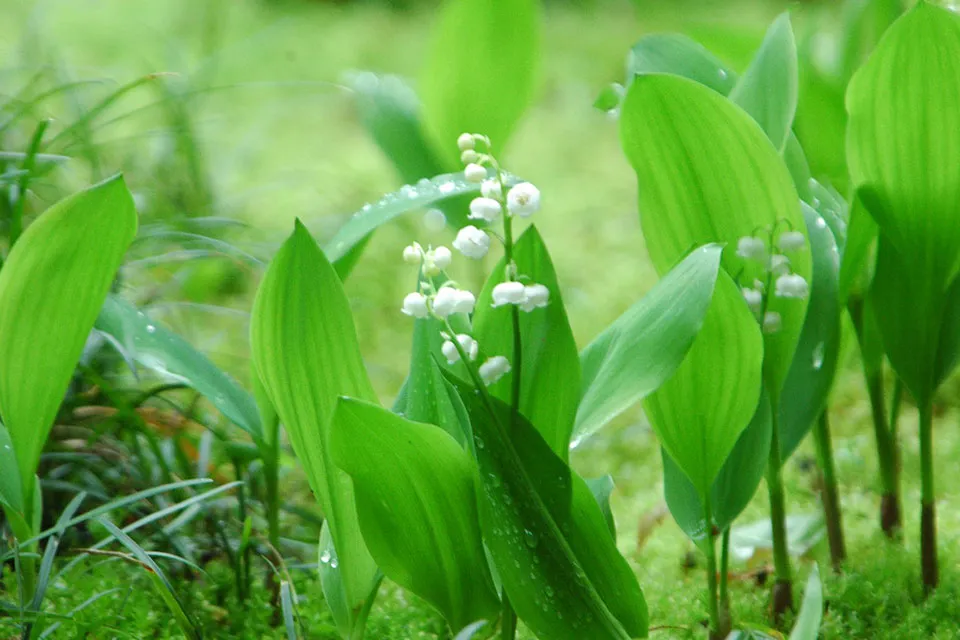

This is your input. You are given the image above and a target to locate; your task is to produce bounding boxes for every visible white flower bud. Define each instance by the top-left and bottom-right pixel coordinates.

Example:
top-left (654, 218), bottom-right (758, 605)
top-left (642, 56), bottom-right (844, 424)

top-left (460, 149), bottom-right (480, 164)
top-left (778, 230), bottom-right (806, 252)
top-left (519, 283), bottom-right (550, 312)
top-left (774, 273), bottom-right (809, 299)
top-left (481, 179), bottom-right (503, 200)
top-left (468, 197), bottom-right (502, 222)
top-left (506, 182), bottom-right (541, 218)
top-left (736, 236), bottom-right (767, 261)
top-left (423, 208), bottom-right (446, 231)
top-left (492, 281), bottom-right (527, 307)
top-left (401, 292), bottom-right (429, 318)
top-left (479, 355), bottom-right (511, 386)
top-left (770, 254), bottom-right (791, 276)
top-left (763, 311), bottom-right (782, 334)
top-left (457, 133), bottom-right (475, 152)
top-left (465, 163), bottom-right (487, 183)
top-left (402, 243), bottom-right (423, 265)
top-left (742, 287), bottom-right (763, 313)
top-left (432, 246), bottom-right (452, 270)
top-left (453, 225), bottom-right (490, 259)
top-left (442, 333), bottom-right (479, 364)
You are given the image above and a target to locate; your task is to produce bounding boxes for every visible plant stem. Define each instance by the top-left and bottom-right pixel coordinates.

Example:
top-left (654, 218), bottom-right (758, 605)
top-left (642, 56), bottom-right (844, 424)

top-left (765, 407), bottom-right (793, 625)
top-left (702, 501), bottom-right (721, 639)
top-left (501, 593), bottom-right (518, 640)
top-left (918, 401), bottom-right (938, 591)
top-left (264, 448), bottom-right (282, 624)
top-left (812, 410), bottom-right (846, 572)
top-left (718, 528), bottom-right (732, 638)
top-left (865, 369), bottom-right (901, 537)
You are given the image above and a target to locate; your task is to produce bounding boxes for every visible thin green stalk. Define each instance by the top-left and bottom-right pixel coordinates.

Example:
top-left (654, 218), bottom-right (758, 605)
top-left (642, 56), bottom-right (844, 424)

top-left (702, 502), bottom-right (721, 639)
top-left (865, 369), bottom-right (901, 536)
top-left (718, 528), bottom-right (731, 637)
top-left (10, 119), bottom-right (49, 248)
top-left (813, 410), bottom-right (845, 572)
top-left (918, 401), bottom-right (938, 591)
top-left (765, 406), bottom-right (793, 624)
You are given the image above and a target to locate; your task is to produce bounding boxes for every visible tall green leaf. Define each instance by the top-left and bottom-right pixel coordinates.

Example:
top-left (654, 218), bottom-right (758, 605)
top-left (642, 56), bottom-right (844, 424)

top-left (95, 295), bottom-right (262, 443)
top-left (643, 272), bottom-right (764, 497)
top-left (574, 244), bottom-right (722, 445)
top-left (0, 175), bottom-right (136, 504)
top-left (779, 203), bottom-right (842, 460)
top-left (846, 1), bottom-right (960, 404)
top-left (448, 373), bottom-right (647, 639)
top-left (728, 12), bottom-right (798, 152)
top-left (788, 564), bottom-right (823, 640)
top-left (0, 422), bottom-right (22, 515)
top-left (472, 226), bottom-right (580, 460)
top-left (627, 34), bottom-right (736, 95)
top-left (250, 220), bottom-right (378, 637)
top-left (620, 73), bottom-right (810, 397)
top-left (330, 398), bottom-right (500, 630)
top-left (420, 0), bottom-right (539, 158)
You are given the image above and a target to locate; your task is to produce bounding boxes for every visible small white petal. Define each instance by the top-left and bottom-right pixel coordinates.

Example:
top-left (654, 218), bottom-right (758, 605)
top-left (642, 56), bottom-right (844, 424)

top-left (481, 179), bottom-right (503, 200)
top-left (506, 182), bottom-right (541, 218)
top-left (479, 356), bottom-right (511, 386)
top-left (778, 230), bottom-right (806, 252)
top-left (769, 254), bottom-right (791, 276)
top-left (401, 292), bottom-right (429, 318)
top-left (402, 243), bottom-right (422, 265)
top-left (519, 283), bottom-right (549, 312)
top-left (464, 163), bottom-right (487, 183)
top-left (736, 236), bottom-right (767, 261)
top-left (456, 334), bottom-right (479, 361)
top-left (452, 225), bottom-right (490, 259)
top-left (492, 281), bottom-right (527, 307)
top-left (468, 197), bottom-right (502, 222)
top-left (461, 149), bottom-right (480, 164)
top-left (742, 287), bottom-right (763, 313)
top-left (431, 246), bottom-right (452, 271)
top-left (441, 340), bottom-right (461, 364)
top-left (423, 208), bottom-right (446, 231)
top-left (763, 311), bottom-right (782, 334)
top-left (457, 133), bottom-right (475, 152)
top-left (774, 273), bottom-right (809, 299)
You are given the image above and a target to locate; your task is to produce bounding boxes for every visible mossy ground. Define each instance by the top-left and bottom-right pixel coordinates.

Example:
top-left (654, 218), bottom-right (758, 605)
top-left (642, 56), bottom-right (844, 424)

top-left (1, 0), bottom-right (959, 637)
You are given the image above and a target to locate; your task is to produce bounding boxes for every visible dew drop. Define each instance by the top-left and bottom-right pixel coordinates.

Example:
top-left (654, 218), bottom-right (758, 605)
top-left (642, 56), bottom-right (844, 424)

top-left (145, 325), bottom-right (156, 334)
top-left (815, 216), bottom-right (827, 229)
top-left (438, 182), bottom-right (456, 195)
top-left (523, 529), bottom-right (539, 549)
top-left (812, 342), bottom-right (825, 370)
top-left (330, 559), bottom-right (339, 569)
top-left (320, 551), bottom-right (331, 564)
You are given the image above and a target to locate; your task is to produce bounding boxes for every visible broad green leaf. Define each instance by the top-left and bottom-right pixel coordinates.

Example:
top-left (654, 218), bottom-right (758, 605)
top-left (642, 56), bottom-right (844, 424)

top-left (846, 2), bottom-right (960, 403)
top-left (0, 422), bottom-right (21, 514)
top-left (472, 226), bottom-right (580, 461)
top-left (643, 272), bottom-right (763, 498)
top-left (728, 13), bottom-right (798, 152)
top-left (324, 171), bottom-right (519, 268)
top-left (447, 374), bottom-right (647, 639)
top-left (933, 274), bottom-right (960, 389)
top-left (627, 34), bottom-right (736, 95)
top-left (330, 398), bottom-right (499, 630)
top-left (250, 221), bottom-right (378, 636)
top-left (574, 244), bottom-right (722, 445)
top-left (840, 0), bottom-right (905, 82)
top-left (420, 0), bottom-right (539, 160)
top-left (0, 175), bottom-right (136, 502)
top-left (585, 475), bottom-right (617, 539)
top-left (788, 564), bottom-right (823, 640)
top-left (95, 295), bottom-right (262, 443)
top-left (779, 204), bottom-right (842, 460)
top-left (625, 31), bottom-right (812, 201)
top-left (838, 194), bottom-right (878, 304)
top-left (620, 73), bottom-right (810, 397)
top-left (663, 389), bottom-right (773, 542)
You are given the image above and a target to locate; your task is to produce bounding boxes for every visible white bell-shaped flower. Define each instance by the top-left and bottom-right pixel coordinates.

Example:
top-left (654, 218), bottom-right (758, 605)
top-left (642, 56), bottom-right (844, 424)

top-left (468, 197), bottom-right (502, 222)
top-left (401, 292), bottom-right (429, 318)
top-left (434, 287), bottom-right (476, 318)
top-left (457, 133), bottom-right (476, 152)
top-left (769, 254), bottom-right (791, 276)
top-left (461, 149), bottom-right (480, 164)
top-left (481, 179), bottom-right (503, 200)
top-left (479, 355), bottom-right (511, 386)
top-left (742, 287), bottom-right (763, 313)
top-left (736, 236), bottom-right (766, 261)
top-left (402, 243), bottom-right (423, 265)
top-left (519, 283), bottom-right (550, 312)
top-left (778, 230), bottom-right (806, 252)
top-left (774, 273), bottom-right (809, 299)
top-left (422, 246), bottom-right (453, 276)
top-left (464, 163), bottom-right (487, 183)
top-left (441, 333), bottom-right (479, 364)
top-left (763, 311), bottom-right (782, 334)
top-left (453, 225), bottom-right (490, 259)
top-left (492, 281), bottom-right (527, 307)
top-left (506, 182), bottom-right (540, 218)
top-left (452, 290), bottom-right (476, 315)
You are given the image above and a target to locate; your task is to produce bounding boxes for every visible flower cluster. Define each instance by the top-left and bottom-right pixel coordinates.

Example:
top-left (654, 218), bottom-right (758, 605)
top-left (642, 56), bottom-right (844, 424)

top-left (736, 226), bottom-right (809, 334)
top-left (398, 132), bottom-right (551, 386)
